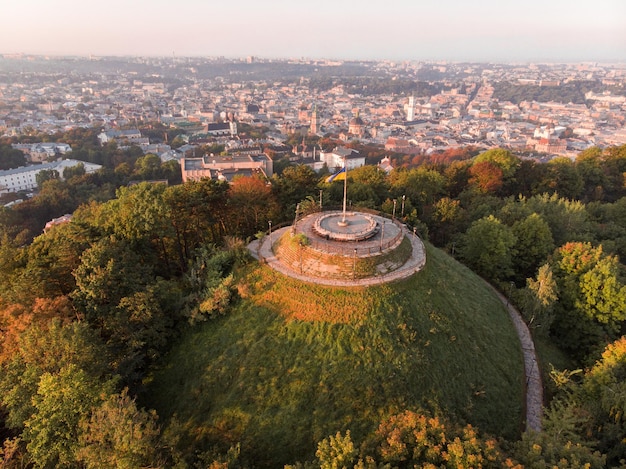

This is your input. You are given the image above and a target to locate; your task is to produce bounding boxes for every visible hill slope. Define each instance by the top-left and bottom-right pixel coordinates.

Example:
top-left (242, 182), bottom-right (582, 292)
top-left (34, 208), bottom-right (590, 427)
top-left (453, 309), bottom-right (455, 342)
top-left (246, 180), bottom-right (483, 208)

top-left (147, 242), bottom-right (524, 467)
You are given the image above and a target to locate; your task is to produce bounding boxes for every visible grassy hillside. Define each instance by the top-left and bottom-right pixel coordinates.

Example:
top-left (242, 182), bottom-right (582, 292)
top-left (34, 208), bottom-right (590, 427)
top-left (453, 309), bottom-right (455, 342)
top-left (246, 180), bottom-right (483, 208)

top-left (146, 242), bottom-right (524, 467)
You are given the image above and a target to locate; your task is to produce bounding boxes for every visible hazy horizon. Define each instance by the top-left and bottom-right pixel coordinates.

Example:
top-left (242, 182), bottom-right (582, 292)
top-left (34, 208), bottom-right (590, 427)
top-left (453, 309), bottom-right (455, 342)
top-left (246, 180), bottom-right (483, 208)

top-left (2, 0), bottom-right (625, 63)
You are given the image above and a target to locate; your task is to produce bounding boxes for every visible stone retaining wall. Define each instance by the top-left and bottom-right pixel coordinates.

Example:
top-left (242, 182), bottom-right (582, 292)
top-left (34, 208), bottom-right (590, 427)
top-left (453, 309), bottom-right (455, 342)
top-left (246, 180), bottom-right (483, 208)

top-left (274, 231), bottom-right (412, 280)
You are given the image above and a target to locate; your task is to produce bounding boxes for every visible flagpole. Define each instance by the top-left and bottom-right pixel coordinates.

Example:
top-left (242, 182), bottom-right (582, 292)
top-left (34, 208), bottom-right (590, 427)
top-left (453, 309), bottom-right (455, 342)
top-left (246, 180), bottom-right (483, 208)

top-left (340, 155), bottom-right (348, 226)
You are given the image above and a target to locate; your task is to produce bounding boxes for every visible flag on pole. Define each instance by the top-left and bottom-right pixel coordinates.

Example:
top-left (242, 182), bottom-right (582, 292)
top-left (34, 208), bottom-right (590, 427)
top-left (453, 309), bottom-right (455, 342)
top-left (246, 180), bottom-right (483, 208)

top-left (326, 167), bottom-right (346, 183)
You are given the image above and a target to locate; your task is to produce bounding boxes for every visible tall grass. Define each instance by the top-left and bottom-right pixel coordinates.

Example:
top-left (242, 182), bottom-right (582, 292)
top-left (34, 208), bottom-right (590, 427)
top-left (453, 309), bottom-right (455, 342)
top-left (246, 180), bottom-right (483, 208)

top-left (147, 242), bottom-right (524, 467)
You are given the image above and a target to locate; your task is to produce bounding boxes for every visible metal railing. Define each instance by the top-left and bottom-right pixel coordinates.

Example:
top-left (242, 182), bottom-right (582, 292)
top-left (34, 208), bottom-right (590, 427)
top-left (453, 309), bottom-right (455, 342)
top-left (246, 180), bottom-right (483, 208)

top-left (267, 206), bottom-right (411, 257)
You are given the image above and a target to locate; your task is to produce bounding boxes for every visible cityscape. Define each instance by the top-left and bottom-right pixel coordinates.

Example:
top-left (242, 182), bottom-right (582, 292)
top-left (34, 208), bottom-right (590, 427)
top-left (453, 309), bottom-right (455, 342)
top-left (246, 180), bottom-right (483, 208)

top-left (1, 55), bottom-right (625, 195)
top-left (2, 1), bottom-right (626, 467)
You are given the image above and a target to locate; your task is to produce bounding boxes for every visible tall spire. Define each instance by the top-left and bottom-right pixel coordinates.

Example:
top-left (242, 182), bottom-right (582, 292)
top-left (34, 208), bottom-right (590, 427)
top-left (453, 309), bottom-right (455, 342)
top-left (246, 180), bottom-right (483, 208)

top-left (310, 102), bottom-right (319, 134)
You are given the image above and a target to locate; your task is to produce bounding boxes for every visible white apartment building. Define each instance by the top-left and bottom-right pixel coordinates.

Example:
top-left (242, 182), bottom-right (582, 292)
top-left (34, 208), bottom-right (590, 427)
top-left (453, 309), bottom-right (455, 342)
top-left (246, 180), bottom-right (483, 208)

top-left (0, 159), bottom-right (103, 194)
top-left (319, 147), bottom-right (365, 171)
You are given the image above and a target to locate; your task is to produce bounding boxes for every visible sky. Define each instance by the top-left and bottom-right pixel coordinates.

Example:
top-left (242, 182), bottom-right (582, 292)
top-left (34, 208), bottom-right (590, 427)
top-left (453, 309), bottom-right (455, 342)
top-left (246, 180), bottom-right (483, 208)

top-left (1, 0), bottom-right (625, 62)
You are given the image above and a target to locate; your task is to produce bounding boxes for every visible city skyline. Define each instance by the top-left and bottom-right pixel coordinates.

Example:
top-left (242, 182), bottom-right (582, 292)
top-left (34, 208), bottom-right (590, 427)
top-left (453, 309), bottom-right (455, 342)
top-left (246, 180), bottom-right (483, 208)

top-left (1, 0), bottom-right (625, 63)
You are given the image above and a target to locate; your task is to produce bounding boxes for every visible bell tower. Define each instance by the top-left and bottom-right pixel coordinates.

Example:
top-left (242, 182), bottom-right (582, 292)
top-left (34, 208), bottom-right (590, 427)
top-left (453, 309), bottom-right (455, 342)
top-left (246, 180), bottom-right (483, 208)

top-left (310, 104), bottom-right (319, 134)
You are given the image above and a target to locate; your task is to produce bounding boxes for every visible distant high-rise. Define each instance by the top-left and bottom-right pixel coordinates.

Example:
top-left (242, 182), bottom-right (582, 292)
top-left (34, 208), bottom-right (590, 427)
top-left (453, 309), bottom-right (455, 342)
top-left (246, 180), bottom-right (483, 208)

top-left (407, 95), bottom-right (415, 121)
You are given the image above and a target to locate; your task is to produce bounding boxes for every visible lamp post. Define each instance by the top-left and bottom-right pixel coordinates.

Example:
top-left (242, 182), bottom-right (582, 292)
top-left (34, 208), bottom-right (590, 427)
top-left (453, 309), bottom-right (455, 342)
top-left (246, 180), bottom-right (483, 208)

top-left (392, 199), bottom-right (397, 220)
top-left (401, 195), bottom-right (406, 217)
top-left (319, 189), bottom-right (323, 210)
top-left (268, 220), bottom-right (272, 244)
top-left (380, 221), bottom-right (385, 250)
top-left (353, 248), bottom-right (357, 280)
top-left (292, 202), bottom-right (300, 234)
top-left (340, 156), bottom-right (348, 225)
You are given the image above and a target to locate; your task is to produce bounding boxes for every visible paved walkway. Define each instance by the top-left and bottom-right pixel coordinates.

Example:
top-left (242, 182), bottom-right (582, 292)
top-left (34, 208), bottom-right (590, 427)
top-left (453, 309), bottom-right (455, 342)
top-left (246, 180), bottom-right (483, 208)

top-left (248, 231), bottom-right (542, 432)
top-left (248, 225), bottom-right (426, 287)
top-left (486, 284), bottom-right (543, 433)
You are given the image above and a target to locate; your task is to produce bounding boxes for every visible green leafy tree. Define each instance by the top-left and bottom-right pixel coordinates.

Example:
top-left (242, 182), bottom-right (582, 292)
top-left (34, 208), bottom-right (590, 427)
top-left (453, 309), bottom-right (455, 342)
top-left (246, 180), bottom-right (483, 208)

top-left (606, 148), bottom-right (626, 200)
top-left (0, 230), bottom-right (28, 304)
top-left (72, 235), bottom-right (153, 322)
top-left (459, 215), bottom-right (517, 281)
top-left (24, 365), bottom-right (113, 468)
top-left (388, 167), bottom-right (446, 214)
top-left (8, 178), bottom-right (76, 239)
top-left (110, 284), bottom-right (177, 381)
top-left (444, 160), bottom-right (471, 198)
top-left (71, 235), bottom-right (178, 382)
top-left (0, 144), bottom-right (27, 170)
top-left (114, 161), bottom-right (132, 181)
top-left (63, 162), bottom-right (86, 180)
top-left (581, 337), bottom-right (626, 464)
top-left (10, 221), bottom-right (92, 303)
top-left (538, 157), bottom-right (584, 200)
top-left (525, 193), bottom-right (592, 246)
top-left (161, 159), bottom-right (181, 184)
top-left (98, 183), bottom-right (175, 273)
top-left (576, 148), bottom-right (606, 202)
top-left (316, 431), bottom-right (356, 469)
top-left (514, 405), bottom-right (605, 468)
top-left (507, 159), bottom-right (543, 197)
top-left (132, 154), bottom-right (162, 180)
top-left (578, 256), bottom-right (626, 329)
top-left (76, 388), bottom-right (164, 469)
top-left (522, 264), bottom-right (559, 334)
top-left (0, 318), bottom-right (109, 431)
top-left (35, 169), bottom-right (59, 188)
top-left (346, 181), bottom-right (380, 209)
top-left (496, 195), bottom-right (533, 226)
top-left (427, 196), bottom-right (466, 246)
top-left (347, 165), bottom-right (389, 207)
top-left (163, 179), bottom-right (229, 268)
top-left (550, 242), bottom-right (626, 360)
top-left (473, 148), bottom-right (520, 179)
top-left (511, 213), bottom-right (555, 282)
top-left (273, 165), bottom-right (323, 218)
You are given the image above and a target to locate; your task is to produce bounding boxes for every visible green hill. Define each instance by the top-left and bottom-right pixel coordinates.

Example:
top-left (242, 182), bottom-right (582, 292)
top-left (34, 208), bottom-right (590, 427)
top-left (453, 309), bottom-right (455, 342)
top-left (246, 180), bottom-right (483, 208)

top-left (146, 242), bottom-right (524, 467)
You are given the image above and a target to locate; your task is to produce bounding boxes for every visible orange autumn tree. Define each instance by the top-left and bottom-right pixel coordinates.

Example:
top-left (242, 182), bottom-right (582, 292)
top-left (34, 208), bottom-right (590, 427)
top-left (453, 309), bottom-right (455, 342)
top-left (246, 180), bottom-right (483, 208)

top-left (227, 175), bottom-right (278, 237)
top-left (469, 161), bottom-right (504, 194)
top-left (364, 410), bottom-right (505, 468)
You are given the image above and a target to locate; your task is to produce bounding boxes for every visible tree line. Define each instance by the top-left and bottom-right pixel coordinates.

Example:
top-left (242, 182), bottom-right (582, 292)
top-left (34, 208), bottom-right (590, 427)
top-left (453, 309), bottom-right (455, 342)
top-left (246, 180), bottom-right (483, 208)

top-left (1, 135), bottom-right (626, 466)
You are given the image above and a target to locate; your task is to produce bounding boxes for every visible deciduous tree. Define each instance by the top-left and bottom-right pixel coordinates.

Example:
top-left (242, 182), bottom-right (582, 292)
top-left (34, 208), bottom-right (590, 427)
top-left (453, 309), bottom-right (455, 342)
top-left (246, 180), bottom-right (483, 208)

top-left (76, 388), bottom-right (163, 469)
top-left (469, 161), bottom-right (504, 194)
top-left (459, 215), bottom-right (517, 281)
top-left (24, 365), bottom-right (113, 468)
top-left (511, 213), bottom-right (555, 282)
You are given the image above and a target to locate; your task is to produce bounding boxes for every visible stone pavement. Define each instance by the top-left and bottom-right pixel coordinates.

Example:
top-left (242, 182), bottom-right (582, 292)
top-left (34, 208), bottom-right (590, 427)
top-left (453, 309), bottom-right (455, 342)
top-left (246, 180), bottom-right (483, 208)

top-left (248, 225), bottom-right (426, 287)
top-left (486, 284), bottom-right (543, 433)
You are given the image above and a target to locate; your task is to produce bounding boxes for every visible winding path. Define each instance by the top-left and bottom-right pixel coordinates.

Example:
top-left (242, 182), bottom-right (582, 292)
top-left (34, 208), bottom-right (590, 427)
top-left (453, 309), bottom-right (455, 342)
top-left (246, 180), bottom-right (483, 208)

top-left (486, 284), bottom-right (543, 433)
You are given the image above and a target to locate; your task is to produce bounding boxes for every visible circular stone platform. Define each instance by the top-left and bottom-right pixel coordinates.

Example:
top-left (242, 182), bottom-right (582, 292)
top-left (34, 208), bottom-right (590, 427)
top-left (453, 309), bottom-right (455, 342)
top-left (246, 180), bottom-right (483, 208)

top-left (249, 210), bottom-right (427, 286)
top-left (313, 211), bottom-right (378, 242)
